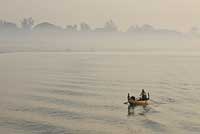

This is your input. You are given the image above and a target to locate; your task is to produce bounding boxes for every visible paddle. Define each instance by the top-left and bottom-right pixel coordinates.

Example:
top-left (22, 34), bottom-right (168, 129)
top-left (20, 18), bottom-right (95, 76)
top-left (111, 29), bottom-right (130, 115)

top-left (124, 102), bottom-right (128, 104)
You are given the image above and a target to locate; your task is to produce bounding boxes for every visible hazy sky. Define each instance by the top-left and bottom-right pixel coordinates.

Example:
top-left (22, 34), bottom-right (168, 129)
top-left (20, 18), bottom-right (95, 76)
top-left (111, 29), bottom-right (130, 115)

top-left (0, 0), bottom-right (200, 31)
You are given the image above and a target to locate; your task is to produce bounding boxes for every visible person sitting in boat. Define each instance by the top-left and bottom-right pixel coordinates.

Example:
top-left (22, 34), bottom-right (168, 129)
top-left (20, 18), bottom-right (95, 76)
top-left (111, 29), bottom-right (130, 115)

top-left (127, 93), bottom-right (135, 101)
top-left (140, 89), bottom-right (147, 100)
top-left (131, 96), bottom-right (135, 101)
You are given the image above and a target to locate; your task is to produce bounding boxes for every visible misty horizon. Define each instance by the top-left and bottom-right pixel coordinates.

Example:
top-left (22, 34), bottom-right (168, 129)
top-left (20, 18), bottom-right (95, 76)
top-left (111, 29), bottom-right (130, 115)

top-left (1, 1), bottom-right (200, 134)
top-left (0, 18), bottom-right (200, 39)
top-left (0, 18), bottom-right (199, 34)
top-left (1, 17), bottom-right (200, 54)
top-left (1, 0), bottom-right (200, 33)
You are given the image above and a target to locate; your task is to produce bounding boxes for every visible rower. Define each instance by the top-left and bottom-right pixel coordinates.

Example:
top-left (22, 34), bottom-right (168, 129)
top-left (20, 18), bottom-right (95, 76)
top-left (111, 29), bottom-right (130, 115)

top-left (131, 96), bottom-right (136, 101)
top-left (140, 89), bottom-right (147, 100)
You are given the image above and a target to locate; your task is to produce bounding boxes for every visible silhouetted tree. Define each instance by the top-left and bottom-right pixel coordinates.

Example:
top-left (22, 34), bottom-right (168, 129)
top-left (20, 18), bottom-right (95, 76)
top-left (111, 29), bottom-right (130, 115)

top-left (66, 24), bottom-right (78, 32)
top-left (127, 24), bottom-right (155, 33)
top-left (0, 20), bottom-right (18, 31)
top-left (80, 22), bottom-right (91, 32)
top-left (104, 20), bottom-right (118, 32)
top-left (33, 22), bottom-right (63, 33)
top-left (127, 25), bottom-right (140, 32)
top-left (190, 27), bottom-right (199, 35)
top-left (140, 24), bottom-right (154, 31)
top-left (21, 17), bottom-right (34, 31)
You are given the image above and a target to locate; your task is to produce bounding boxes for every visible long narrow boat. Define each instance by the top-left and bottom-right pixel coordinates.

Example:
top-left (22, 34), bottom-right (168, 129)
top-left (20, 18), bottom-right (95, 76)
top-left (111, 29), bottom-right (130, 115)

top-left (127, 92), bottom-right (150, 106)
top-left (128, 99), bottom-right (149, 106)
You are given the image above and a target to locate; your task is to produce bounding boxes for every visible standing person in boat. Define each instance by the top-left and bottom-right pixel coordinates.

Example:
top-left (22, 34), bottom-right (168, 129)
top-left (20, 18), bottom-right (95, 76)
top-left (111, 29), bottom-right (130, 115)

top-left (140, 89), bottom-right (147, 100)
top-left (127, 93), bottom-right (135, 101)
top-left (127, 93), bottom-right (130, 100)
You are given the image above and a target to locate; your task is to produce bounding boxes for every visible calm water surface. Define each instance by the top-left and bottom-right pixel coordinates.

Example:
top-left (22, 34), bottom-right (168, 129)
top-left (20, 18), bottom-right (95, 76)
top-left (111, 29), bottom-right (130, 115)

top-left (0, 52), bottom-right (200, 134)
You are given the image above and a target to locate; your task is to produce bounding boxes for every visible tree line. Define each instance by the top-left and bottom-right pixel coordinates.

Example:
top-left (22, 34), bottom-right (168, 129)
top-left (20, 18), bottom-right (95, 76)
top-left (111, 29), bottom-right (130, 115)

top-left (0, 18), bottom-right (199, 37)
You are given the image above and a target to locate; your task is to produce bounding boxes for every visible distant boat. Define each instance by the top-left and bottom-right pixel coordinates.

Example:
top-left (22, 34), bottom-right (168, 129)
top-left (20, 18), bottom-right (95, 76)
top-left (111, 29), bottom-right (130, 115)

top-left (127, 92), bottom-right (150, 106)
top-left (128, 99), bottom-right (149, 106)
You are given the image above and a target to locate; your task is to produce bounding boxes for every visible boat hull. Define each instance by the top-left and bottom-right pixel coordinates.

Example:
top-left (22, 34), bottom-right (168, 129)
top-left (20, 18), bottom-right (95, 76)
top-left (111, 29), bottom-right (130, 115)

top-left (128, 99), bottom-right (148, 106)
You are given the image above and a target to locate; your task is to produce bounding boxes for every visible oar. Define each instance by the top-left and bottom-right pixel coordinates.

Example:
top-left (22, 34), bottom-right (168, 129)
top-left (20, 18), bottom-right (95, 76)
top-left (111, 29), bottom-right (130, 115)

top-left (124, 102), bottom-right (128, 104)
top-left (148, 92), bottom-right (150, 100)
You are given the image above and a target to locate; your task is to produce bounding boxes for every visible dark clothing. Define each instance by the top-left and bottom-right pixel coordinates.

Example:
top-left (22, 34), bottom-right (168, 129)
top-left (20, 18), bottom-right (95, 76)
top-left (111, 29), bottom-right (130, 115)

top-left (140, 89), bottom-right (147, 100)
top-left (142, 94), bottom-right (147, 100)
top-left (131, 96), bottom-right (135, 101)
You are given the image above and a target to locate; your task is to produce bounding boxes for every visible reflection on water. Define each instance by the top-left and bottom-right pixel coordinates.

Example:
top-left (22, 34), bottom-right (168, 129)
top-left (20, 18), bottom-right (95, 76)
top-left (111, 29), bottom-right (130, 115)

top-left (128, 105), bottom-right (135, 116)
top-left (128, 105), bottom-right (151, 116)
top-left (0, 52), bottom-right (200, 134)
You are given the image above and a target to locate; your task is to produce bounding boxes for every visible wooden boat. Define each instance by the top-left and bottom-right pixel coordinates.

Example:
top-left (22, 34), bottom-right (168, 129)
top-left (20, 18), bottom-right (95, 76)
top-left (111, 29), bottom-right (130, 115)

top-left (128, 99), bottom-right (149, 106)
top-left (127, 92), bottom-right (150, 106)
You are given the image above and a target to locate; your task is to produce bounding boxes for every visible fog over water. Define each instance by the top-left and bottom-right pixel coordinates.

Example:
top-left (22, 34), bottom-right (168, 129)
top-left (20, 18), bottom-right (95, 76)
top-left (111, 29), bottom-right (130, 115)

top-left (0, 36), bottom-right (200, 134)
top-left (1, 0), bottom-right (200, 31)
top-left (1, 0), bottom-right (200, 133)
